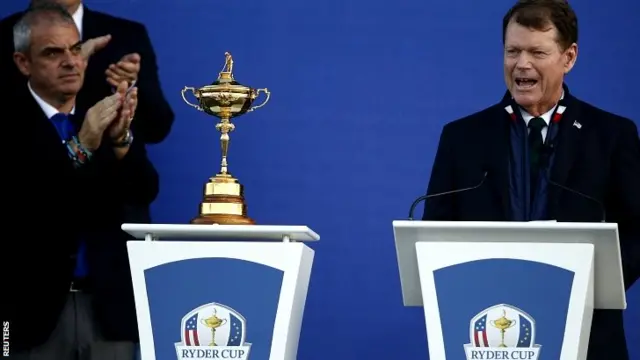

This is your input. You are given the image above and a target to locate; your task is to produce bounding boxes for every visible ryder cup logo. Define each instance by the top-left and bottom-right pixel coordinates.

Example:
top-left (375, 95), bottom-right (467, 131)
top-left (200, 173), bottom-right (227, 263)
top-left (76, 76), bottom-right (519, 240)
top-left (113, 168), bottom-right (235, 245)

top-left (175, 303), bottom-right (251, 360)
top-left (464, 304), bottom-right (541, 360)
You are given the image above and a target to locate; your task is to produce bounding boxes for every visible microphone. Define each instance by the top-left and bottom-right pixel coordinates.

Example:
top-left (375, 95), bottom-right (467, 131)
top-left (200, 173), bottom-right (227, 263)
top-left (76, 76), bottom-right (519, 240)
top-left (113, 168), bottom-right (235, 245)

top-left (545, 175), bottom-right (606, 223)
top-left (539, 142), bottom-right (606, 222)
top-left (408, 171), bottom-right (488, 220)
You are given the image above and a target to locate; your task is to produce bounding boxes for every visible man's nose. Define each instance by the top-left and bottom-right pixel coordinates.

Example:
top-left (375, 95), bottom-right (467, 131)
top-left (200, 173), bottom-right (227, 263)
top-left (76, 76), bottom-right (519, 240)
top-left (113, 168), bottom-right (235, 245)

top-left (60, 50), bottom-right (78, 68)
top-left (515, 53), bottom-right (533, 69)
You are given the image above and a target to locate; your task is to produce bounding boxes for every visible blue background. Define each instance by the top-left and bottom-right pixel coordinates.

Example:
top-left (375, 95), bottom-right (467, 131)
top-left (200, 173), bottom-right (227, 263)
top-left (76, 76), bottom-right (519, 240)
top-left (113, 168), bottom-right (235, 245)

top-left (434, 259), bottom-right (574, 359)
top-left (1, 0), bottom-right (638, 359)
top-left (144, 258), bottom-right (283, 360)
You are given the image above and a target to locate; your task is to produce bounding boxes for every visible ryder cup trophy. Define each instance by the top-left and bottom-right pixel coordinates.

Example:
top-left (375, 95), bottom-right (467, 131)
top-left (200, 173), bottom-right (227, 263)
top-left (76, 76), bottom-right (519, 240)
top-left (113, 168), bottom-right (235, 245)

top-left (181, 52), bottom-right (270, 225)
top-left (490, 310), bottom-right (516, 348)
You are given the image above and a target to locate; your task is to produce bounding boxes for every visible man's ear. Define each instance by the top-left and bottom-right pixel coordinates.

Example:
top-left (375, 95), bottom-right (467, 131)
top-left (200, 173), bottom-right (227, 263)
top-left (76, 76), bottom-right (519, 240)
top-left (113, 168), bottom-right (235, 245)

top-left (563, 43), bottom-right (578, 74)
top-left (13, 52), bottom-right (31, 77)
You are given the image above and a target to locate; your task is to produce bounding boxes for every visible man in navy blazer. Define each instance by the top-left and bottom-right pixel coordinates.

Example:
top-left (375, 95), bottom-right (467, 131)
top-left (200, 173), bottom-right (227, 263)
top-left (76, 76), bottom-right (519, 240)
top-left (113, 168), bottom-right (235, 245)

top-left (0, 2), bottom-right (173, 355)
top-left (0, 0), bottom-right (174, 145)
top-left (2, 3), bottom-right (158, 359)
top-left (423, 1), bottom-right (640, 359)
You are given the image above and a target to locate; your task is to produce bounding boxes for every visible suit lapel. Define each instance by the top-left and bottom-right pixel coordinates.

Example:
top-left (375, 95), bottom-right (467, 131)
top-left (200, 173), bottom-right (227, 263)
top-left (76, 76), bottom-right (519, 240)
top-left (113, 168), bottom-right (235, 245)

top-left (486, 95), bottom-right (513, 220)
top-left (80, 7), bottom-right (99, 40)
top-left (13, 84), bottom-right (69, 161)
top-left (548, 90), bottom-right (584, 216)
top-left (77, 7), bottom-right (104, 114)
top-left (82, 5), bottom-right (108, 42)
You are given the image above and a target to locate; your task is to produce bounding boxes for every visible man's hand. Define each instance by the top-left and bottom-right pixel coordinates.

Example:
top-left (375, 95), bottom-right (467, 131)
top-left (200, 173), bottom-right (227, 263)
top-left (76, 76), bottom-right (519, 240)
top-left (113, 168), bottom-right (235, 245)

top-left (106, 53), bottom-right (140, 87)
top-left (108, 81), bottom-right (137, 141)
top-left (81, 34), bottom-right (111, 60)
top-left (78, 91), bottom-right (124, 151)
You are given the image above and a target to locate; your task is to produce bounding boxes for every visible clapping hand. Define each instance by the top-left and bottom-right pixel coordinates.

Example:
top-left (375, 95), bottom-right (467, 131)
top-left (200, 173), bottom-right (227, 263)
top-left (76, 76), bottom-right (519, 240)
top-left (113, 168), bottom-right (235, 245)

top-left (81, 34), bottom-right (111, 60)
top-left (106, 53), bottom-right (140, 88)
top-left (78, 89), bottom-right (124, 151)
top-left (108, 81), bottom-right (138, 142)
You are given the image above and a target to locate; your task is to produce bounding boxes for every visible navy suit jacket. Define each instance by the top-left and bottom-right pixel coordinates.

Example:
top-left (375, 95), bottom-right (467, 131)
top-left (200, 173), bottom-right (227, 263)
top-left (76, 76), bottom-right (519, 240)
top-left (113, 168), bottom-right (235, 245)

top-left (423, 85), bottom-right (640, 360)
top-left (1, 82), bottom-right (159, 351)
top-left (0, 8), bottom-right (172, 348)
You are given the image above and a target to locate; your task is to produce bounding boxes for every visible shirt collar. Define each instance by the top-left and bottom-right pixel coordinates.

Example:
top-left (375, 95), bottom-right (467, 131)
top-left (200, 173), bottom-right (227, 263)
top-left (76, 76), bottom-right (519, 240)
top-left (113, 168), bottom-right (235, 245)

top-left (519, 90), bottom-right (564, 127)
top-left (28, 82), bottom-right (76, 119)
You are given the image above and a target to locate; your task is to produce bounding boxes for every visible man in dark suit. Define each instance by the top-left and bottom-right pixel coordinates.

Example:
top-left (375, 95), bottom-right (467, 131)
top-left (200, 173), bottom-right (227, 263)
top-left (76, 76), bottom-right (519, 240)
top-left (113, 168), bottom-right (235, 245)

top-left (423, 1), bottom-right (640, 359)
top-left (1, 2), bottom-right (172, 356)
top-left (0, 0), bottom-right (175, 146)
top-left (2, 3), bottom-right (158, 359)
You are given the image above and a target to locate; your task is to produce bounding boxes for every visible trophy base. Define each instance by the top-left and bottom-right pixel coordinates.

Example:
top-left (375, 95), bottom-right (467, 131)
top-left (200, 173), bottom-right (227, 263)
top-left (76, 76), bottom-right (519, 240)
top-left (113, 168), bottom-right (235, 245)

top-left (190, 214), bottom-right (256, 225)
top-left (191, 173), bottom-right (256, 226)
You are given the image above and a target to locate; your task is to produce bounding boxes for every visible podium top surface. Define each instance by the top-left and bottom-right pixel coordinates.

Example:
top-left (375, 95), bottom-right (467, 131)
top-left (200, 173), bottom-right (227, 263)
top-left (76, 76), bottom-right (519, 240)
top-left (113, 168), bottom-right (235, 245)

top-left (393, 220), bottom-right (624, 310)
top-left (393, 220), bottom-right (618, 231)
top-left (122, 223), bottom-right (320, 242)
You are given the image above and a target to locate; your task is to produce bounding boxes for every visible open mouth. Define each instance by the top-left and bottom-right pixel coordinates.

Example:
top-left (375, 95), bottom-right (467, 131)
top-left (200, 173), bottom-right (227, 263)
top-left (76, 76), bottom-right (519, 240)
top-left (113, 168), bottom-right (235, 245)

top-left (515, 77), bottom-right (538, 89)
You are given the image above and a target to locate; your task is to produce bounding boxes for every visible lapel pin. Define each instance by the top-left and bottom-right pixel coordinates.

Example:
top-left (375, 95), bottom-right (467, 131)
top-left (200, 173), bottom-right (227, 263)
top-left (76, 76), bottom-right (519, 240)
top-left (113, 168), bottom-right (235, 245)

top-left (573, 120), bottom-right (582, 129)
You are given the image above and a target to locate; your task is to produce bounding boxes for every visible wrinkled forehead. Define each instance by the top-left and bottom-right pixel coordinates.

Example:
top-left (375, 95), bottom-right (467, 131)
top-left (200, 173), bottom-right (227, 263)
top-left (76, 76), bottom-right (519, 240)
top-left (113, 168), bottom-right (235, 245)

top-left (30, 20), bottom-right (80, 52)
top-left (504, 21), bottom-right (560, 49)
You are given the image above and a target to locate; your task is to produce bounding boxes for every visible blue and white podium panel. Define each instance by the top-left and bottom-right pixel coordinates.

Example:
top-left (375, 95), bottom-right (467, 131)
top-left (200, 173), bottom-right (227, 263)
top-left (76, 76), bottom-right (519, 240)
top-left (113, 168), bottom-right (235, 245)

top-left (127, 241), bottom-right (314, 360)
top-left (416, 242), bottom-right (594, 360)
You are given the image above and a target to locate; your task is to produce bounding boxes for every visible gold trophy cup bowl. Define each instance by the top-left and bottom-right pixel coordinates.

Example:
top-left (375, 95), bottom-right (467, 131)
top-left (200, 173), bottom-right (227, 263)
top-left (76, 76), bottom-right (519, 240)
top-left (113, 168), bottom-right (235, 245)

top-left (200, 312), bottom-right (228, 346)
top-left (490, 310), bottom-right (517, 347)
top-left (182, 52), bottom-right (270, 225)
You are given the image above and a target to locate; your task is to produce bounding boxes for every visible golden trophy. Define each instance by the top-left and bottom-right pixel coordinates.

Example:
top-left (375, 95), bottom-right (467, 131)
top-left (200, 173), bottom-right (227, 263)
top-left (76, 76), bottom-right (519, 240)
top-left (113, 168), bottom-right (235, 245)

top-left (200, 311), bottom-right (228, 346)
top-left (490, 310), bottom-right (517, 347)
top-left (182, 52), bottom-right (270, 225)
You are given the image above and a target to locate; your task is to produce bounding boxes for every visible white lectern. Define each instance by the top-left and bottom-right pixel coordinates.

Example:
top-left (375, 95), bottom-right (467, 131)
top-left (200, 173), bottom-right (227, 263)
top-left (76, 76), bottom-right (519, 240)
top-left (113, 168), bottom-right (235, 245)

top-left (393, 220), bottom-right (626, 360)
top-left (122, 223), bottom-right (320, 360)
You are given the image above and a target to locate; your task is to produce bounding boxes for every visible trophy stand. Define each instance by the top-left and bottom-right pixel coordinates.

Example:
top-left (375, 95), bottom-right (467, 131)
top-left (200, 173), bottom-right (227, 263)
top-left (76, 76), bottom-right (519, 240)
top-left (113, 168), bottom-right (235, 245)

top-left (181, 52), bottom-right (270, 225)
top-left (192, 141), bottom-right (254, 225)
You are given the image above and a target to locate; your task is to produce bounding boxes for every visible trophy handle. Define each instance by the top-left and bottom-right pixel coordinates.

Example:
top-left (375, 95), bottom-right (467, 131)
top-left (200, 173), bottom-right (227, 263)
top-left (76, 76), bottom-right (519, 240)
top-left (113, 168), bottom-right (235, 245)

top-left (181, 86), bottom-right (203, 111)
top-left (248, 88), bottom-right (270, 112)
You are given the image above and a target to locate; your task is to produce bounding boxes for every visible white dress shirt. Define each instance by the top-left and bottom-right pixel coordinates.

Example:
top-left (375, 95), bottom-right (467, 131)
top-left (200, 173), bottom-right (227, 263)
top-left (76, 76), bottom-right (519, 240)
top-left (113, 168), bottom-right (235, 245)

top-left (72, 4), bottom-right (84, 39)
top-left (28, 82), bottom-right (75, 118)
top-left (519, 91), bottom-right (564, 141)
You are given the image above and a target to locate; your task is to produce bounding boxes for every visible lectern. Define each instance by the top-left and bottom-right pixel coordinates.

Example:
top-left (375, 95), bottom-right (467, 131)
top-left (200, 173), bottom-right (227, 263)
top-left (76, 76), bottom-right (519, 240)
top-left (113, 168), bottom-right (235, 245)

top-left (393, 220), bottom-right (626, 360)
top-left (122, 223), bottom-right (320, 360)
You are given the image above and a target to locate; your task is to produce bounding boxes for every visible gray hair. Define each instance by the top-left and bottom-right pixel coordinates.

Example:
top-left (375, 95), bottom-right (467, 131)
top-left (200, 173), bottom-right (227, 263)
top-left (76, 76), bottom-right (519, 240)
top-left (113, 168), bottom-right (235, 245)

top-left (13, 2), bottom-right (76, 53)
